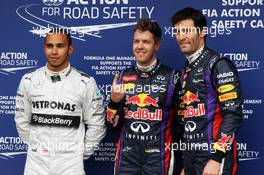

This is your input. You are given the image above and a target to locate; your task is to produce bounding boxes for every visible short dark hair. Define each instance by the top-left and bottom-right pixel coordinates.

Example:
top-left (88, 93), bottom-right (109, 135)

top-left (171, 7), bottom-right (207, 30)
top-left (45, 28), bottom-right (72, 45)
top-left (134, 18), bottom-right (161, 42)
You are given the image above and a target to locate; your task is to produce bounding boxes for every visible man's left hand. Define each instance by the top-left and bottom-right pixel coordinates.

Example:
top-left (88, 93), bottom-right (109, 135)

top-left (202, 159), bottom-right (221, 175)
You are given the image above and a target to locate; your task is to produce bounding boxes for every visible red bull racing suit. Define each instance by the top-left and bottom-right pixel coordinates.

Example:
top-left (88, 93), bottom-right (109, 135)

top-left (180, 46), bottom-right (243, 175)
top-left (15, 65), bottom-right (106, 175)
top-left (107, 61), bottom-right (181, 175)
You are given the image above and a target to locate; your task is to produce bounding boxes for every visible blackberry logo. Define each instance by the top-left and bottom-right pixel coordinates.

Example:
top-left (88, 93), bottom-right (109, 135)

top-left (42, 0), bottom-right (64, 6)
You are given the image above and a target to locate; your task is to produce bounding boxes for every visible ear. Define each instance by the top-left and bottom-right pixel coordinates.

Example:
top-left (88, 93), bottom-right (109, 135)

top-left (199, 27), bottom-right (207, 38)
top-left (154, 40), bottom-right (160, 51)
top-left (68, 45), bottom-right (74, 55)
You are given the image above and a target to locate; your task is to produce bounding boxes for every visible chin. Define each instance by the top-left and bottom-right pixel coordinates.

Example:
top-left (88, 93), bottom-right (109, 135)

top-left (136, 57), bottom-right (146, 62)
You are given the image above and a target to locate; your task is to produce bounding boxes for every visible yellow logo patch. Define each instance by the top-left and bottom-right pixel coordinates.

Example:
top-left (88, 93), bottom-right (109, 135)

top-left (218, 84), bottom-right (235, 93)
top-left (219, 92), bottom-right (237, 102)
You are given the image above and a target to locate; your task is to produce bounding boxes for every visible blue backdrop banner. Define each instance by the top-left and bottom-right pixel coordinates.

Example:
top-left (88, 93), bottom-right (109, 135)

top-left (0, 0), bottom-right (263, 174)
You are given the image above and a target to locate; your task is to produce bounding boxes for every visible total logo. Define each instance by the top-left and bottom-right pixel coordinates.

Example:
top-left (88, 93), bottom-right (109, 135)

top-left (183, 91), bottom-right (200, 105)
top-left (126, 93), bottom-right (159, 107)
top-left (130, 121), bottom-right (150, 133)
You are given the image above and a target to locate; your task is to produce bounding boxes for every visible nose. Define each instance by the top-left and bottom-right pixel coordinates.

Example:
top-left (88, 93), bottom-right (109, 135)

top-left (51, 46), bottom-right (58, 55)
top-left (177, 33), bottom-right (187, 41)
top-left (137, 41), bottom-right (144, 49)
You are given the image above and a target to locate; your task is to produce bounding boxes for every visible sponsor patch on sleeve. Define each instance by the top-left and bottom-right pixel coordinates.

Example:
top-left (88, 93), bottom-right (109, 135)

top-left (217, 84), bottom-right (235, 93)
top-left (219, 92), bottom-right (237, 102)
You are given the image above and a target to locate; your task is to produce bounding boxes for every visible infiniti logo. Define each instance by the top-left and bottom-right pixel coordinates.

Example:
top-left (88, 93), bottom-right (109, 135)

top-left (197, 67), bottom-right (203, 73)
top-left (157, 75), bottom-right (165, 81)
top-left (130, 121), bottom-right (150, 133)
top-left (185, 121), bottom-right (196, 132)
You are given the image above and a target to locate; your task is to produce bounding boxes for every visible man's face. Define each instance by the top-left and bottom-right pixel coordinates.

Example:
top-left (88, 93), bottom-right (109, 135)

top-left (174, 19), bottom-right (205, 56)
top-left (44, 33), bottom-right (73, 72)
top-left (133, 29), bottom-right (160, 66)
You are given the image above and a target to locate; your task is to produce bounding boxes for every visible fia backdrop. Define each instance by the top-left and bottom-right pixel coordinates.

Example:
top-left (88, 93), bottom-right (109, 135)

top-left (0, 0), bottom-right (263, 174)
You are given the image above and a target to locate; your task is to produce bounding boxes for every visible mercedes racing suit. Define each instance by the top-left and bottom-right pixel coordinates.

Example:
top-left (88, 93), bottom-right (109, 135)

top-left (180, 46), bottom-right (243, 175)
top-left (107, 61), bottom-right (181, 175)
top-left (15, 65), bottom-right (106, 175)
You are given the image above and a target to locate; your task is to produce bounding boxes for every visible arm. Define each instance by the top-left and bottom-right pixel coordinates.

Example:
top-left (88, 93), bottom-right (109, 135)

top-left (83, 77), bottom-right (106, 160)
top-left (209, 58), bottom-right (243, 162)
top-left (14, 75), bottom-right (32, 144)
top-left (171, 71), bottom-right (184, 142)
top-left (171, 71), bottom-right (185, 174)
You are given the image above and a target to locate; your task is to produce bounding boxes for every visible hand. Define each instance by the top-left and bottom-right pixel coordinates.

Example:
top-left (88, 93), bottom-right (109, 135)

top-left (202, 159), bottom-right (221, 175)
top-left (111, 115), bottom-right (119, 127)
top-left (180, 168), bottom-right (185, 175)
top-left (110, 74), bottom-right (126, 103)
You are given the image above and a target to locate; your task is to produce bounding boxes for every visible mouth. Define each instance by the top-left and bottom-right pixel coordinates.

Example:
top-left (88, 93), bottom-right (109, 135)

top-left (180, 42), bottom-right (190, 47)
top-left (135, 50), bottom-right (146, 56)
top-left (50, 57), bottom-right (59, 60)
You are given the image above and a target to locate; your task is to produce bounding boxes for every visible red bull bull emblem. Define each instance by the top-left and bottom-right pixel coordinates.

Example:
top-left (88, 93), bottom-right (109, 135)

top-left (183, 91), bottom-right (200, 105)
top-left (126, 93), bottom-right (159, 107)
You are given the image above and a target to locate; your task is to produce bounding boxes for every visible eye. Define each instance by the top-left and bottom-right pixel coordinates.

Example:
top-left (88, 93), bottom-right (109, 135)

top-left (143, 40), bottom-right (150, 44)
top-left (134, 40), bottom-right (139, 44)
top-left (57, 43), bottom-right (65, 48)
top-left (46, 44), bottom-right (53, 48)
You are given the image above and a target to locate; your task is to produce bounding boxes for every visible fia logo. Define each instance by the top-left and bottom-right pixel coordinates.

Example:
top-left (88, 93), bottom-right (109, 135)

top-left (42, 0), bottom-right (64, 6)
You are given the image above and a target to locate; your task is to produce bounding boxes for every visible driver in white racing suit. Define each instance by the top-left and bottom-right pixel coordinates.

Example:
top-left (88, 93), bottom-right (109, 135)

top-left (15, 29), bottom-right (106, 175)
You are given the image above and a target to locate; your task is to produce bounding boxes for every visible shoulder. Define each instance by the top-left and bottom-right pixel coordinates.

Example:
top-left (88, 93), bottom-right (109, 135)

top-left (157, 64), bottom-right (181, 85)
top-left (71, 67), bottom-right (96, 86)
top-left (159, 63), bottom-right (181, 77)
top-left (21, 67), bottom-right (44, 82)
top-left (213, 57), bottom-right (237, 73)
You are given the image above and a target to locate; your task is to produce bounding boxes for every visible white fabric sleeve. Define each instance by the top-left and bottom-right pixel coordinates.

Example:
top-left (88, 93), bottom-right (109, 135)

top-left (83, 77), bottom-right (106, 160)
top-left (14, 75), bottom-right (32, 144)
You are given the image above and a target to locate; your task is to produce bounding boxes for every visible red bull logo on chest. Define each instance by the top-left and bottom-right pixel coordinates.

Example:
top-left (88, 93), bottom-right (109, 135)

top-left (183, 91), bottom-right (200, 105)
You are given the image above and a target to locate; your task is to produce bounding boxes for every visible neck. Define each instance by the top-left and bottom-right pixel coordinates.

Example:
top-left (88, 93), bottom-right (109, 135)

top-left (136, 57), bottom-right (157, 72)
top-left (47, 62), bottom-right (69, 72)
top-left (186, 45), bottom-right (204, 64)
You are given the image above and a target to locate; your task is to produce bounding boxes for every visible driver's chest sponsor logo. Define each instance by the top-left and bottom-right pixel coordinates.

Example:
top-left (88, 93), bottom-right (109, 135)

top-left (130, 121), bottom-right (150, 133)
top-left (32, 100), bottom-right (76, 112)
top-left (126, 120), bottom-right (157, 141)
top-left (125, 108), bottom-right (162, 121)
top-left (182, 91), bottom-right (206, 118)
top-left (185, 121), bottom-right (196, 132)
top-left (31, 113), bottom-right (80, 128)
